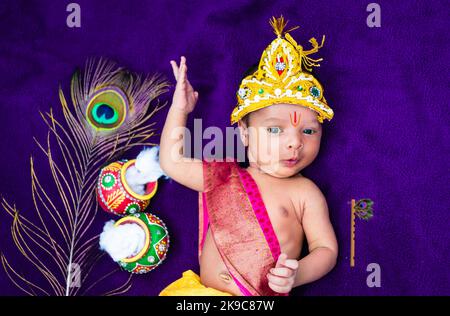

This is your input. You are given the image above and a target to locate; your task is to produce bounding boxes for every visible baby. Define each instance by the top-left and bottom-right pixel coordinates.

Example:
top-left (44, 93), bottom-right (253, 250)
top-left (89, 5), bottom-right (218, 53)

top-left (159, 16), bottom-right (337, 296)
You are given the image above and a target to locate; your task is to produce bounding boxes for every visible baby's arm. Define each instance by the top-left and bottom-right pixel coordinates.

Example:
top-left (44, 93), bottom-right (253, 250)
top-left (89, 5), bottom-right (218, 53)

top-left (159, 56), bottom-right (204, 192)
top-left (294, 180), bottom-right (338, 287)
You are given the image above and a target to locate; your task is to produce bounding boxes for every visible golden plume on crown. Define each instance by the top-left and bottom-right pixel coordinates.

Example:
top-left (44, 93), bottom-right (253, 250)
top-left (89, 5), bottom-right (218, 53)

top-left (231, 15), bottom-right (334, 124)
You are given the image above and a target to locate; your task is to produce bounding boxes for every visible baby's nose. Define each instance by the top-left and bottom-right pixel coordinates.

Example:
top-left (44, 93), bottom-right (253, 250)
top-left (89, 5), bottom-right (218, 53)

top-left (287, 135), bottom-right (303, 150)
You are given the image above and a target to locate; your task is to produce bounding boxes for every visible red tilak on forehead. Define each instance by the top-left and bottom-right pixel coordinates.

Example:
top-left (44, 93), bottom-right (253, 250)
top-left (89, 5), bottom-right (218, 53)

top-left (289, 111), bottom-right (301, 127)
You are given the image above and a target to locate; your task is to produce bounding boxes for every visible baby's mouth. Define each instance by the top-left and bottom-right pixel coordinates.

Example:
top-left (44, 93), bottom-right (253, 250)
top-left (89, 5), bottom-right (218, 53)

top-left (281, 158), bottom-right (299, 168)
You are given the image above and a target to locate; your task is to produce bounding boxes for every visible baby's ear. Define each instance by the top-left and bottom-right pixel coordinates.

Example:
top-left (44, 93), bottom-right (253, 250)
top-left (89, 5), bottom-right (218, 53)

top-left (237, 120), bottom-right (249, 147)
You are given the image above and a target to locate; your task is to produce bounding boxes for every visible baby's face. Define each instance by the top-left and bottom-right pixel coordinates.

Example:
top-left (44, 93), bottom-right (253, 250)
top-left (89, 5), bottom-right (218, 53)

top-left (239, 104), bottom-right (322, 178)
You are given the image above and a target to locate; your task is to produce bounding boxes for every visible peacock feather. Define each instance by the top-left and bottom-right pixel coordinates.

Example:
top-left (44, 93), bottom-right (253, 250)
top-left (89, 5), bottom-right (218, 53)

top-left (0, 58), bottom-right (169, 295)
top-left (354, 198), bottom-right (374, 221)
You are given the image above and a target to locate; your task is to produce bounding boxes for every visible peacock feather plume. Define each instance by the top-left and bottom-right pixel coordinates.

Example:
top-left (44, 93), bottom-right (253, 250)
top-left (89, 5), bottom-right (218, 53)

top-left (354, 198), bottom-right (374, 221)
top-left (0, 58), bottom-right (169, 295)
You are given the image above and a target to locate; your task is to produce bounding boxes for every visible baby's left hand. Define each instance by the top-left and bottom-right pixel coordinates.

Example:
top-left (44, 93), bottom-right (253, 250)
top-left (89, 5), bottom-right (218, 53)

top-left (267, 253), bottom-right (299, 294)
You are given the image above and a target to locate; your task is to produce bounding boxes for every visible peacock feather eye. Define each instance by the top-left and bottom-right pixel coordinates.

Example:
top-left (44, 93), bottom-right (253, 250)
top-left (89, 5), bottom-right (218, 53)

top-left (92, 103), bottom-right (119, 125)
top-left (355, 198), bottom-right (374, 220)
top-left (358, 201), bottom-right (367, 209)
top-left (86, 86), bottom-right (128, 131)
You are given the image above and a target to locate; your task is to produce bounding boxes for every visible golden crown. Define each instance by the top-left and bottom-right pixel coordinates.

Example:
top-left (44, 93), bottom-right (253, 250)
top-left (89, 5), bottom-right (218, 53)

top-left (231, 16), bottom-right (334, 124)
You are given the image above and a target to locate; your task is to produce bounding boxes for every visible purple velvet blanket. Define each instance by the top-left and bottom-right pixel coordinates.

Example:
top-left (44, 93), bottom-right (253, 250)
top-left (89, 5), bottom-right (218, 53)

top-left (0, 0), bottom-right (448, 295)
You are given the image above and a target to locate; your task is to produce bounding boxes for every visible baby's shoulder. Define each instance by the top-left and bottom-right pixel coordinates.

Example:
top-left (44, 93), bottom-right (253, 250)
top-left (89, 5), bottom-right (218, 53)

top-left (289, 174), bottom-right (325, 203)
top-left (290, 174), bottom-right (321, 192)
top-left (291, 175), bottom-right (328, 215)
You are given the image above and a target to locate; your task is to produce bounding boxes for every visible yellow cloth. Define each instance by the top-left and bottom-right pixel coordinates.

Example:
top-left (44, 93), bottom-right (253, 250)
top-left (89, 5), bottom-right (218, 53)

top-left (159, 270), bottom-right (233, 296)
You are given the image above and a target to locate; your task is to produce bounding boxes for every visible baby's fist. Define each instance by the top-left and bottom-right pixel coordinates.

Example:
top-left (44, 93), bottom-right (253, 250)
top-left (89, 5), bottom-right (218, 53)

top-left (267, 253), bottom-right (299, 294)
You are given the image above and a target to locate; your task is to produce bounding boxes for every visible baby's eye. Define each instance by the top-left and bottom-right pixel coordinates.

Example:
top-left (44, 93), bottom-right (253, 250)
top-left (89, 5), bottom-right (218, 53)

top-left (303, 128), bottom-right (316, 135)
top-left (267, 127), bottom-right (282, 134)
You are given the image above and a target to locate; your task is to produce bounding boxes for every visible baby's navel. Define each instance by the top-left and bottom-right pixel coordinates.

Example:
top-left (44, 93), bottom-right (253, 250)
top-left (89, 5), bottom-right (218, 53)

top-left (219, 271), bottom-right (232, 283)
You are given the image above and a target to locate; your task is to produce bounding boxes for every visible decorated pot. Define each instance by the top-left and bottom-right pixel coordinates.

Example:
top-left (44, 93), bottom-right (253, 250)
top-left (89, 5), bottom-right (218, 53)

top-left (97, 159), bottom-right (158, 216)
top-left (115, 212), bottom-right (169, 274)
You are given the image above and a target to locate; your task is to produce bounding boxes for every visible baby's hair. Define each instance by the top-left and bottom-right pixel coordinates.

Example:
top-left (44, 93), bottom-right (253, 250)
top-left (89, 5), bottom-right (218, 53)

top-left (237, 62), bottom-right (259, 126)
top-left (236, 63), bottom-right (259, 169)
top-left (241, 62), bottom-right (259, 80)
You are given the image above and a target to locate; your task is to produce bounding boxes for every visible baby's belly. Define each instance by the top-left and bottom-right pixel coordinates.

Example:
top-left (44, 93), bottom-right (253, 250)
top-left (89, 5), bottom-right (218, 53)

top-left (199, 229), bottom-right (242, 296)
top-left (199, 226), bottom-right (303, 296)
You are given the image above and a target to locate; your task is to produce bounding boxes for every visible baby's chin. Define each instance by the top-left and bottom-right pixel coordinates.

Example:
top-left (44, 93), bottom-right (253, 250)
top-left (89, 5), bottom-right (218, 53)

top-left (257, 162), bottom-right (303, 178)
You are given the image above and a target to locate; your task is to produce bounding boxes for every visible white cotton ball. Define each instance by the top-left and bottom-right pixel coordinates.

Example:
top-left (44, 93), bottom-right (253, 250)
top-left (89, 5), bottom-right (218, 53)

top-left (134, 147), bottom-right (166, 182)
top-left (99, 220), bottom-right (146, 262)
top-left (124, 147), bottom-right (167, 195)
top-left (125, 165), bottom-right (146, 195)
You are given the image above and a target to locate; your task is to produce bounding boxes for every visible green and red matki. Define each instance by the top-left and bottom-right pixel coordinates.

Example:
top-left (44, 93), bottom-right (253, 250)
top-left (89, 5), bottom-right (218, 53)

top-left (97, 159), bottom-right (158, 216)
top-left (115, 212), bottom-right (169, 274)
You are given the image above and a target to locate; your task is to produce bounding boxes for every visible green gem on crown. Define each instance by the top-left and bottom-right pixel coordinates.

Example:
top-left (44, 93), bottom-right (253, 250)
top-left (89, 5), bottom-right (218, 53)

top-left (310, 86), bottom-right (321, 98)
top-left (258, 88), bottom-right (264, 94)
top-left (297, 85), bottom-right (303, 91)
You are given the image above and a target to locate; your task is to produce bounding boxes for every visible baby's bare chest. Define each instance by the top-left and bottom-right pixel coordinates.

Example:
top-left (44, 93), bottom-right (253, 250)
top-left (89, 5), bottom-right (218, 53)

top-left (250, 176), bottom-right (306, 252)
top-left (260, 193), bottom-right (304, 260)
top-left (258, 183), bottom-right (303, 230)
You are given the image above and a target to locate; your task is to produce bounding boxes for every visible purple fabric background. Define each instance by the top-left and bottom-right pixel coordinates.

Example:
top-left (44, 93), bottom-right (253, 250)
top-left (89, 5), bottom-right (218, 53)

top-left (0, 0), bottom-right (448, 296)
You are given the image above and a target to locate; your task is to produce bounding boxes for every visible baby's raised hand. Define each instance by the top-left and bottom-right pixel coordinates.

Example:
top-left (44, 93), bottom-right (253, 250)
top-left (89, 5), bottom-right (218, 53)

top-left (169, 56), bottom-right (199, 114)
top-left (267, 253), bottom-right (299, 294)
